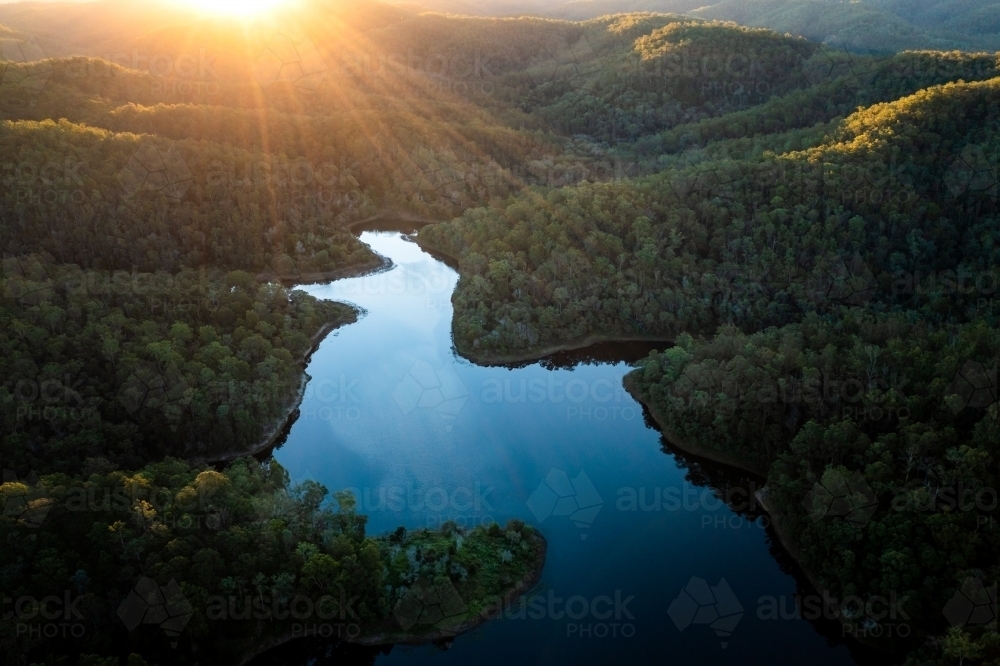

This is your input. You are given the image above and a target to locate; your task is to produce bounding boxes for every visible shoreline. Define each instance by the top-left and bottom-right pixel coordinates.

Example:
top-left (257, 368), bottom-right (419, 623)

top-left (622, 373), bottom-right (769, 477)
top-left (413, 239), bottom-right (673, 367)
top-left (752, 487), bottom-right (822, 591)
top-left (751, 487), bottom-right (881, 646)
top-left (349, 210), bottom-right (445, 229)
top-left (222, 226), bottom-right (548, 663)
top-left (354, 531), bottom-right (548, 646)
top-left (199, 315), bottom-right (352, 464)
top-left (239, 532), bottom-right (548, 664)
top-left (254, 253), bottom-right (390, 288)
top-left (202, 254), bottom-right (392, 465)
top-left (461, 334), bottom-right (674, 367)
top-left (621, 374), bottom-right (876, 644)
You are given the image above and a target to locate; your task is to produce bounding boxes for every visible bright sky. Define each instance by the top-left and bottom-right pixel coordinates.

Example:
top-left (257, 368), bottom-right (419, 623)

top-left (167, 0), bottom-right (291, 17)
top-left (0, 0), bottom-right (293, 17)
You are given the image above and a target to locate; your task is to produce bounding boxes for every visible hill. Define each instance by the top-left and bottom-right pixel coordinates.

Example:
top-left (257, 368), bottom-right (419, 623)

top-left (418, 70), bottom-right (1000, 663)
top-left (691, 0), bottom-right (999, 52)
top-left (373, 0), bottom-right (1000, 53)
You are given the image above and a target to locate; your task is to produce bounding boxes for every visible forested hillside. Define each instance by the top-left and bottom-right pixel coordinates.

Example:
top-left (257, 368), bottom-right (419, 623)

top-left (415, 26), bottom-right (1000, 665)
top-left (420, 74), bottom-right (1000, 356)
top-left (872, 0), bottom-right (1000, 40)
top-left (691, 0), bottom-right (1000, 53)
top-left (368, 0), bottom-right (1000, 53)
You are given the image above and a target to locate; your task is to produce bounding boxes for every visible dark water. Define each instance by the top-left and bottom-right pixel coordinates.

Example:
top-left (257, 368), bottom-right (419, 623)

top-left (256, 229), bottom-right (870, 666)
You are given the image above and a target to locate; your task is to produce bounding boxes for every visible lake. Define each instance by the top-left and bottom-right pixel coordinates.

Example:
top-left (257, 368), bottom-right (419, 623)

top-left (253, 228), bottom-right (874, 666)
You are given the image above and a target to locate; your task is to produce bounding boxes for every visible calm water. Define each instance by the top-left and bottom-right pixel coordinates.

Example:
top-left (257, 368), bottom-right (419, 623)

top-left (258, 229), bottom-right (868, 666)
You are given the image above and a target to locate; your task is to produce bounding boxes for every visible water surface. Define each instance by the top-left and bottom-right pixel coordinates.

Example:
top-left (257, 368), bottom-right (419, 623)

top-left (263, 229), bottom-right (868, 666)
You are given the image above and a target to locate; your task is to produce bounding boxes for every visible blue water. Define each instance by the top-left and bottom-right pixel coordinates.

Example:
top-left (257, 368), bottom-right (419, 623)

top-left (268, 230), bottom-right (863, 666)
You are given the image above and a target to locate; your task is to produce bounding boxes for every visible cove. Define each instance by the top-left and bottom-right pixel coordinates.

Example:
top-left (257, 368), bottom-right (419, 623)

top-left (252, 227), bottom-right (876, 666)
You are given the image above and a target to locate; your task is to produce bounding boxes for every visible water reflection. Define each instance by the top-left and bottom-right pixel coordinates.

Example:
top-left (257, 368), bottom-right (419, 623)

top-left (249, 228), bottom-right (870, 666)
top-left (502, 340), bottom-right (670, 371)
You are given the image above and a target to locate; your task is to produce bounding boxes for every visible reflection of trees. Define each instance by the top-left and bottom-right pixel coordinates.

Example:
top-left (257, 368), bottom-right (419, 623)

top-left (760, 528), bottom-right (886, 666)
top-left (495, 340), bottom-right (669, 371)
top-left (641, 404), bottom-right (897, 666)
top-left (644, 408), bottom-right (767, 524)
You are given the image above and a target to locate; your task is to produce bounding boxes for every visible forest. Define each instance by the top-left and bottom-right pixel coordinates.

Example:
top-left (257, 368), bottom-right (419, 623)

top-left (352, 0), bottom-right (1000, 53)
top-left (415, 20), bottom-right (1000, 666)
top-left (1, 0), bottom-right (998, 664)
top-left (1, 455), bottom-right (541, 664)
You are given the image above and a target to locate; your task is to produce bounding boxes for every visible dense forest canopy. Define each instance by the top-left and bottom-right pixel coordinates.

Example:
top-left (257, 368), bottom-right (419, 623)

top-left (1, 1), bottom-right (999, 664)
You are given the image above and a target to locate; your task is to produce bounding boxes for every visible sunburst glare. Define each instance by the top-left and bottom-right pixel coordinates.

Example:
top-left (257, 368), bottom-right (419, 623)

top-left (172, 0), bottom-right (291, 17)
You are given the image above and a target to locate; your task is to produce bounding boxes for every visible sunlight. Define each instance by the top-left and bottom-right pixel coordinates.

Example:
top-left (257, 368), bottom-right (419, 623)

top-left (172, 0), bottom-right (291, 17)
